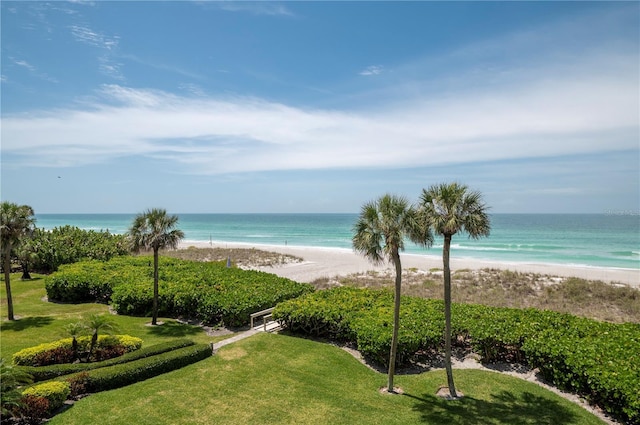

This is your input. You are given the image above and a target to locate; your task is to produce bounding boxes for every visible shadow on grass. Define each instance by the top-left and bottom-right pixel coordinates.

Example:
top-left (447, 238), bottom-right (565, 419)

top-left (1, 316), bottom-right (54, 331)
top-left (146, 320), bottom-right (204, 337)
top-left (405, 390), bottom-right (579, 425)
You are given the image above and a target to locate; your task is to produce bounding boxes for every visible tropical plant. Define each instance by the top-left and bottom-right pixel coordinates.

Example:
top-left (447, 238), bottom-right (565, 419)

top-left (85, 314), bottom-right (118, 362)
top-left (1, 358), bottom-right (33, 419)
top-left (64, 322), bottom-right (88, 362)
top-left (128, 208), bottom-right (184, 325)
top-left (0, 202), bottom-right (36, 320)
top-left (15, 238), bottom-right (38, 280)
top-left (352, 194), bottom-right (431, 393)
top-left (416, 182), bottom-right (490, 398)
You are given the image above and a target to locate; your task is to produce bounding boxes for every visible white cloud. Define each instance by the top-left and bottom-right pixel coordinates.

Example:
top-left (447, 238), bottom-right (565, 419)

top-left (9, 57), bottom-right (58, 83)
top-left (69, 24), bottom-right (122, 79)
top-left (3, 52), bottom-right (637, 175)
top-left (359, 65), bottom-right (384, 76)
top-left (214, 1), bottom-right (294, 17)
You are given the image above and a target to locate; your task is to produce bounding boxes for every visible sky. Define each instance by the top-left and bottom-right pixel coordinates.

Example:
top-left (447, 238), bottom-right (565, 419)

top-left (1, 1), bottom-right (638, 214)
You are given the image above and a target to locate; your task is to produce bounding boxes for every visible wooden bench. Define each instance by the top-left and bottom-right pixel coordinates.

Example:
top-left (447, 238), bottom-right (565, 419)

top-left (250, 307), bottom-right (276, 331)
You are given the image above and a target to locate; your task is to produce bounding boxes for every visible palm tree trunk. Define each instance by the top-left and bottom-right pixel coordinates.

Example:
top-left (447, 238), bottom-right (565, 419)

top-left (387, 249), bottom-right (402, 392)
top-left (443, 234), bottom-right (457, 398)
top-left (3, 251), bottom-right (15, 321)
top-left (152, 248), bottom-right (159, 325)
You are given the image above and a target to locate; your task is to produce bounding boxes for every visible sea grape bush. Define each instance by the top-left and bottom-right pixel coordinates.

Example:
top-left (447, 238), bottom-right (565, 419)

top-left (13, 335), bottom-right (143, 366)
top-left (273, 287), bottom-right (640, 424)
top-left (30, 225), bottom-right (129, 273)
top-left (45, 256), bottom-right (314, 326)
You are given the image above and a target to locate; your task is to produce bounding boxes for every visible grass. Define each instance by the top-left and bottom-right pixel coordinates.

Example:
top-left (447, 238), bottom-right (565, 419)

top-left (316, 268), bottom-right (639, 323)
top-left (0, 273), bottom-right (216, 362)
top-left (46, 333), bottom-right (604, 425)
top-left (2, 273), bottom-right (607, 424)
top-left (162, 246), bottom-right (303, 268)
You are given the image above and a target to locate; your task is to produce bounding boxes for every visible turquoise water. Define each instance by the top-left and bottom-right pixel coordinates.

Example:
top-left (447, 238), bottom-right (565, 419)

top-left (35, 213), bottom-right (639, 270)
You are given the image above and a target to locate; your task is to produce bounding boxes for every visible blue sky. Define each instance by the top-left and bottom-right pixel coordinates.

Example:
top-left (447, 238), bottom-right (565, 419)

top-left (1, 1), bottom-right (638, 214)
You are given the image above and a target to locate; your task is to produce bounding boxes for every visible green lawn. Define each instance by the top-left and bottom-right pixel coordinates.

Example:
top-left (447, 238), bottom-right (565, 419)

top-left (2, 274), bottom-right (605, 424)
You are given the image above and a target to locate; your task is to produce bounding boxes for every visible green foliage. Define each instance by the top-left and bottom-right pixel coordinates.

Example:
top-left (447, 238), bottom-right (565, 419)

top-left (31, 225), bottom-right (129, 273)
top-left (274, 287), bottom-right (640, 424)
top-left (21, 339), bottom-right (196, 382)
top-left (12, 335), bottom-right (142, 366)
top-left (22, 381), bottom-right (70, 413)
top-left (61, 343), bottom-right (212, 393)
top-left (1, 358), bottom-right (33, 418)
top-left (46, 256), bottom-right (314, 326)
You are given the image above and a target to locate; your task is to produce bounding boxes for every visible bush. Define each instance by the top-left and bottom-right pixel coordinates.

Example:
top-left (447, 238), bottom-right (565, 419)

top-left (31, 225), bottom-right (129, 273)
top-left (65, 372), bottom-right (90, 399)
top-left (18, 395), bottom-right (49, 424)
top-left (46, 256), bottom-right (314, 326)
top-left (13, 335), bottom-right (143, 366)
top-left (274, 286), bottom-right (640, 424)
top-left (22, 339), bottom-right (196, 382)
top-left (21, 381), bottom-right (70, 414)
top-left (62, 343), bottom-right (212, 392)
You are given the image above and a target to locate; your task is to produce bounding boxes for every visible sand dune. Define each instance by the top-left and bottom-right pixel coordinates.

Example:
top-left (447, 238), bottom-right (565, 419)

top-left (179, 241), bottom-right (639, 287)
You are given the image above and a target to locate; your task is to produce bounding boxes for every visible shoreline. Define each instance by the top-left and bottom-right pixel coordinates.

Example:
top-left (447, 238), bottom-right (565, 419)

top-left (178, 240), bottom-right (640, 287)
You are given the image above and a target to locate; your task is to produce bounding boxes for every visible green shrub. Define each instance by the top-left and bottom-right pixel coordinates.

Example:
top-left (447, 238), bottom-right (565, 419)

top-left (31, 225), bottom-right (129, 273)
top-left (62, 343), bottom-right (212, 392)
top-left (22, 381), bottom-right (70, 413)
top-left (46, 256), bottom-right (314, 326)
top-left (22, 339), bottom-right (196, 382)
top-left (274, 286), bottom-right (640, 424)
top-left (13, 335), bottom-right (142, 366)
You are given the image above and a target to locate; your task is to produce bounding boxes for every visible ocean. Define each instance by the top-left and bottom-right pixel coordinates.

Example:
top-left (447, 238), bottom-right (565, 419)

top-left (34, 213), bottom-right (639, 270)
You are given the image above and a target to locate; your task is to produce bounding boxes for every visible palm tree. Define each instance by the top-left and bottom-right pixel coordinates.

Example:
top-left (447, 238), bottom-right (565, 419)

top-left (352, 194), bottom-right (432, 393)
top-left (85, 314), bottom-right (118, 362)
top-left (0, 202), bottom-right (36, 320)
top-left (65, 321), bottom-right (87, 362)
top-left (128, 208), bottom-right (184, 325)
top-left (417, 182), bottom-right (490, 398)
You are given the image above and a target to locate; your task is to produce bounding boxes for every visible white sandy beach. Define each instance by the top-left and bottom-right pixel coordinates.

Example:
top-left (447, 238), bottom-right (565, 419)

top-left (180, 241), bottom-right (640, 287)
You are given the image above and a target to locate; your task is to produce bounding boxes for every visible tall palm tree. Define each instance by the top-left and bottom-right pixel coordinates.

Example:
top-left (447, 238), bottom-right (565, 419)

top-left (0, 202), bottom-right (36, 320)
top-left (417, 182), bottom-right (490, 398)
top-left (353, 194), bottom-right (432, 393)
top-left (128, 208), bottom-right (184, 325)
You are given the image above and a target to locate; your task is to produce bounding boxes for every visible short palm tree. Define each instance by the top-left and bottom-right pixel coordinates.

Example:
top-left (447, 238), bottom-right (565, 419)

top-left (417, 182), bottom-right (490, 398)
top-left (85, 314), bottom-right (118, 362)
top-left (65, 321), bottom-right (88, 362)
top-left (353, 194), bottom-right (431, 392)
top-left (0, 202), bottom-right (36, 320)
top-left (128, 208), bottom-right (184, 325)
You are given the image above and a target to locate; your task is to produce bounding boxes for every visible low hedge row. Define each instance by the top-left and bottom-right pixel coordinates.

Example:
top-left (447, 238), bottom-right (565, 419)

top-left (21, 339), bottom-right (196, 382)
top-left (22, 381), bottom-right (70, 414)
top-left (45, 256), bottom-right (314, 326)
top-left (273, 287), bottom-right (640, 424)
top-left (58, 343), bottom-right (212, 393)
top-left (13, 335), bottom-right (143, 366)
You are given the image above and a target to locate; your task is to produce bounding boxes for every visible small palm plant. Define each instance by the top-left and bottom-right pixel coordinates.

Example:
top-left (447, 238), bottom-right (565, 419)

top-left (64, 321), bottom-right (88, 362)
top-left (85, 314), bottom-right (118, 362)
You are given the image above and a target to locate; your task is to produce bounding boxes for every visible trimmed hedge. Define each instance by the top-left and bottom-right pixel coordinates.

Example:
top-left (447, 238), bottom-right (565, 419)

top-left (59, 343), bottom-right (212, 393)
top-left (12, 335), bottom-right (142, 366)
top-left (22, 381), bottom-right (70, 414)
top-left (45, 256), bottom-right (314, 326)
top-left (273, 287), bottom-right (640, 424)
top-left (20, 339), bottom-right (196, 382)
